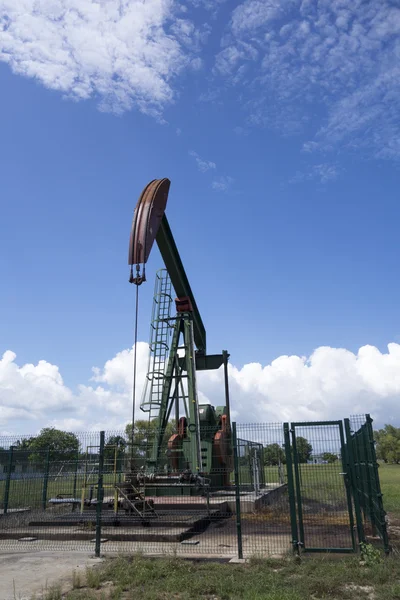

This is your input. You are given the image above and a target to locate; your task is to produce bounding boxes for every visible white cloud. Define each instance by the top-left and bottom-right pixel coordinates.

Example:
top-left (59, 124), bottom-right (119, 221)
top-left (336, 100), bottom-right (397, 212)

top-left (290, 162), bottom-right (339, 184)
top-left (0, 0), bottom-right (200, 116)
top-left (0, 343), bottom-right (149, 434)
top-left (230, 0), bottom-right (284, 36)
top-left (217, 0), bottom-right (400, 159)
top-left (189, 0), bottom-right (227, 16)
top-left (2, 342), bottom-right (400, 436)
top-left (189, 150), bottom-right (216, 172)
top-left (211, 175), bottom-right (234, 191)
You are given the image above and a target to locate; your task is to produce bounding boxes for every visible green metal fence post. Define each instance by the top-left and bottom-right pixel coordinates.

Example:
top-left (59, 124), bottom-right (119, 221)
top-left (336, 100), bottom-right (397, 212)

top-left (366, 415), bottom-right (390, 554)
top-left (232, 422), bottom-right (243, 560)
top-left (353, 428), bottom-right (367, 520)
top-left (3, 446), bottom-right (14, 515)
top-left (361, 419), bottom-right (377, 536)
top-left (95, 431), bottom-right (105, 558)
top-left (284, 423), bottom-right (299, 554)
top-left (42, 447), bottom-right (51, 511)
top-left (291, 427), bottom-right (305, 551)
top-left (338, 421), bottom-right (356, 552)
top-left (344, 418), bottom-right (365, 548)
top-left (72, 450), bottom-right (79, 513)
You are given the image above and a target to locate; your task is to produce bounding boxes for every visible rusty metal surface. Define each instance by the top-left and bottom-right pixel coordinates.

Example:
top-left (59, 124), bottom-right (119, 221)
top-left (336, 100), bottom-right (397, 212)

top-left (128, 178), bottom-right (170, 265)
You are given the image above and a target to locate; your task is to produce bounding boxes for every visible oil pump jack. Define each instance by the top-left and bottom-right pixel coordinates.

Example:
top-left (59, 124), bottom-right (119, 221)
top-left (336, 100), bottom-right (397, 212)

top-left (128, 179), bottom-right (233, 492)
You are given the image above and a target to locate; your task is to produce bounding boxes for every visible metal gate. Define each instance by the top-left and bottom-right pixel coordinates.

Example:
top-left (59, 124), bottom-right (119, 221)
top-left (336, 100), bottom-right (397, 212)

top-left (345, 415), bottom-right (390, 554)
top-left (285, 421), bottom-right (356, 553)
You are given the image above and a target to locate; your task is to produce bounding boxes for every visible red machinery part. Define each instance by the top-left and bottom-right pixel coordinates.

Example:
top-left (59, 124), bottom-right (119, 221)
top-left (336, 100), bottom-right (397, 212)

top-left (128, 178), bottom-right (170, 266)
top-left (213, 414), bottom-right (233, 468)
top-left (175, 296), bottom-right (193, 313)
top-left (167, 417), bottom-right (187, 471)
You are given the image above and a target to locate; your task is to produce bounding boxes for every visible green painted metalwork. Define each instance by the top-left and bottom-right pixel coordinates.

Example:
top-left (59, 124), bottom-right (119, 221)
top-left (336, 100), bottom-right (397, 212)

top-left (183, 315), bottom-right (202, 473)
top-left (347, 415), bottom-right (390, 554)
top-left (284, 423), bottom-right (299, 554)
top-left (156, 215), bottom-right (206, 353)
top-left (290, 421), bottom-right (355, 553)
top-left (194, 354), bottom-right (224, 371)
top-left (365, 415), bottom-right (390, 553)
top-left (3, 446), bottom-right (14, 515)
top-left (141, 270), bottom-right (173, 418)
top-left (72, 451), bottom-right (79, 513)
top-left (232, 422), bottom-right (243, 560)
top-left (338, 421), bottom-right (356, 552)
top-left (149, 317), bottom-right (182, 468)
top-left (364, 424), bottom-right (377, 533)
top-left (290, 428), bottom-right (305, 551)
top-left (42, 447), bottom-right (50, 511)
top-left (344, 418), bottom-right (365, 546)
top-left (95, 431), bottom-right (105, 558)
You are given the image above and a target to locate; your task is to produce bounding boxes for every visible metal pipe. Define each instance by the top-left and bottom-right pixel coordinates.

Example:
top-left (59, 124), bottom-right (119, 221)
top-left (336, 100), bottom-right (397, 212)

top-left (3, 446), bottom-right (14, 515)
top-left (95, 431), bottom-right (105, 558)
top-left (232, 423), bottom-right (243, 560)
top-left (222, 350), bottom-right (231, 426)
top-left (42, 447), bottom-right (50, 511)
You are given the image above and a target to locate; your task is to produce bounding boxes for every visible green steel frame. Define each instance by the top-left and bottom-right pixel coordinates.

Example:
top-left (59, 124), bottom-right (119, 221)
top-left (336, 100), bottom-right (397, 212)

top-left (149, 311), bottom-right (201, 473)
top-left (156, 215), bottom-right (206, 354)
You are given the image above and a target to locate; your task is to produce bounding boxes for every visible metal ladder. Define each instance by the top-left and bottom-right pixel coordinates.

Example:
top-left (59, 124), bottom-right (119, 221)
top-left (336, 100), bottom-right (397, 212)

top-left (140, 269), bottom-right (173, 420)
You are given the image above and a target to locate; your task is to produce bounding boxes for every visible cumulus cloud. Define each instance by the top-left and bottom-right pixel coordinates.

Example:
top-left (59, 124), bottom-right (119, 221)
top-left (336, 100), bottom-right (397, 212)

top-left (0, 343), bottom-right (148, 434)
top-left (0, 0), bottom-right (202, 116)
top-left (2, 342), bottom-right (400, 436)
top-left (189, 150), bottom-right (216, 172)
top-left (216, 0), bottom-right (400, 159)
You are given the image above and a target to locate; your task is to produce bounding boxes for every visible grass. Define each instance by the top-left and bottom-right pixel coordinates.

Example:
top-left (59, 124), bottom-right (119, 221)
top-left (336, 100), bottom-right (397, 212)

top-left (0, 472), bottom-right (120, 510)
top-left (378, 464), bottom-right (400, 519)
top-left (40, 553), bottom-right (400, 600)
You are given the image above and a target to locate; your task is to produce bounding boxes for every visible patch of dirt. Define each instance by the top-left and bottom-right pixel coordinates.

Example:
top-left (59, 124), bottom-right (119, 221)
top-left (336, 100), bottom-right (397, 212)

top-left (343, 584), bottom-right (376, 599)
top-left (386, 513), bottom-right (400, 548)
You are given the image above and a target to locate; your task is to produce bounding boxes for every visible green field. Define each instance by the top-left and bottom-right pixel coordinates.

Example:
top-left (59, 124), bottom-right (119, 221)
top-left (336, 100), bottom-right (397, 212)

top-left (378, 464), bottom-right (400, 518)
top-left (1, 463), bottom-right (398, 519)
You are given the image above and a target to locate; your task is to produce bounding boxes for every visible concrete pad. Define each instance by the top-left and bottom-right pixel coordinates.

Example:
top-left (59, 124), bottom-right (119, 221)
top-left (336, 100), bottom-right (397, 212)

top-left (0, 550), bottom-right (103, 600)
top-left (229, 557), bottom-right (247, 564)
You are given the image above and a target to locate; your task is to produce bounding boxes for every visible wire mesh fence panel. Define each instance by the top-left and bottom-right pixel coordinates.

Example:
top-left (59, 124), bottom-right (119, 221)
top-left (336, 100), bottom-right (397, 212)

top-left (0, 417), bottom-right (387, 557)
top-left (291, 422), bottom-right (355, 553)
top-left (96, 425), bottom-right (238, 557)
top-left (0, 433), bottom-right (102, 553)
top-left (235, 423), bottom-right (292, 558)
top-left (347, 415), bottom-right (390, 553)
top-left (0, 427), bottom-right (237, 557)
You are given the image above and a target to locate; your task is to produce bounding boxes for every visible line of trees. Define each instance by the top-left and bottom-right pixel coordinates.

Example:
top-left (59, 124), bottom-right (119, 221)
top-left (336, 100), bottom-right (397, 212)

top-left (263, 437), bottom-right (313, 466)
top-left (0, 428), bottom-right (80, 470)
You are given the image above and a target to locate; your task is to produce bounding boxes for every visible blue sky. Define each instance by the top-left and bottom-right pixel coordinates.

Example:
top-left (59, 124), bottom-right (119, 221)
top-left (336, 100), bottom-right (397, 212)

top-left (1, 0), bottom-right (400, 433)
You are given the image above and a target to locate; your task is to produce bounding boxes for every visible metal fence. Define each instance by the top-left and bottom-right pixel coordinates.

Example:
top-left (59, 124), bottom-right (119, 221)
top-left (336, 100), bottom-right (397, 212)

top-left (0, 416), bottom-right (389, 558)
top-left (345, 414), bottom-right (390, 553)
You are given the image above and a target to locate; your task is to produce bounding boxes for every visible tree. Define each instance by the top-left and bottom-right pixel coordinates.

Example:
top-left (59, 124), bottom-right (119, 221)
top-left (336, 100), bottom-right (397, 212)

top-left (295, 437), bottom-right (313, 464)
top-left (264, 443), bottom-right (286, 466)
top-left (375, 425), bottom-right (400, 464)
top-left (28, 428), bottom-right (80, 468)
top-left (125, 419), bottom-right (176, 466)
top-left (12, 437), bottom-right (37, 471)
top-left (322, 452), bottom-right (338, 464)
top-left (15, 437), bottom-right (36, 450)
top-left (104, 435), bottom-right (127, 472)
